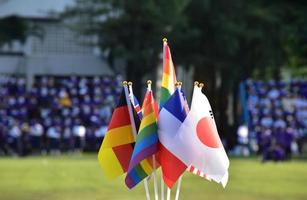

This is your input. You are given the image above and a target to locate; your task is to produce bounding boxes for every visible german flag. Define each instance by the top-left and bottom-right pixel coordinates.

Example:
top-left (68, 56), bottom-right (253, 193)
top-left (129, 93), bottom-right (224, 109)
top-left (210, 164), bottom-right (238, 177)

top-left (98, 89), bottom-right (140, 179)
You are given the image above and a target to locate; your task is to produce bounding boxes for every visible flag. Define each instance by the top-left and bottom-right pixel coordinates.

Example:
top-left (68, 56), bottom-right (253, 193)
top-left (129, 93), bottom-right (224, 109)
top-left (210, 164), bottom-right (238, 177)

top-left (158, 87), bottom-right (189, 188)
top-left (128, 83), bottom-right (143, 120)
top-left (97, 89), bottom-right (136, 179)
top-left (160, 38), bottom-right (177, 108)
top-left (125, 89), bottom-right (159, 189)
top-left (164, 84), bottom-right (229, 187)
top-left (129, 91), bottom-right (143, 120)
top-left (187, 166), bottom-right (211, 181)
top-left (132, 95), bottom-right (142, 120)
top-left (181, 88), bottom-right (211, 181)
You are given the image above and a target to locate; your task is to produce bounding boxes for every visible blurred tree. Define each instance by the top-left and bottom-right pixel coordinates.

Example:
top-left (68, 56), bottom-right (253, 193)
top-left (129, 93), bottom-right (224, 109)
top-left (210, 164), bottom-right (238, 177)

top-left (64, 0), bottom-right (307, 145)
top-left (171, 0), bottom-right (307, 143)
top-left (64, 0), bottom-right (190, 97)
top-left (0, 16), bottom-right (28, 46)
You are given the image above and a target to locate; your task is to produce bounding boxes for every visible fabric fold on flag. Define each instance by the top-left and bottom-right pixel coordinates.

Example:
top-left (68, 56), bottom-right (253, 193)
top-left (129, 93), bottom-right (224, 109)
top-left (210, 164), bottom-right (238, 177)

top-left (128, 85), bottom-right (143, 120)
top-left (160, 39), bottom-right (177, 108)
top-left (164, 85), bottom-right (230, 187)
top-left (97, 89), bottom-right (137, 179)
top-left (125, 90), bottom-right (159, 189)
top-left (158, 88), bottom-right (189, 189)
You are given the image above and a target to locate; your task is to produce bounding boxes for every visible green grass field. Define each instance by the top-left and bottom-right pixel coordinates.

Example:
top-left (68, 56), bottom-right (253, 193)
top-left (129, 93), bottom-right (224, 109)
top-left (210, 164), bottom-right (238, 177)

top-left (0, 154), bottom-right (306, 200)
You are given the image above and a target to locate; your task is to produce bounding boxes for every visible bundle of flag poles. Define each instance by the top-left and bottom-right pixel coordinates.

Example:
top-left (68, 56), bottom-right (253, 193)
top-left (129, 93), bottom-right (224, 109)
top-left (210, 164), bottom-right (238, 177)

top-left (97, 38), bottom-right (230, 200)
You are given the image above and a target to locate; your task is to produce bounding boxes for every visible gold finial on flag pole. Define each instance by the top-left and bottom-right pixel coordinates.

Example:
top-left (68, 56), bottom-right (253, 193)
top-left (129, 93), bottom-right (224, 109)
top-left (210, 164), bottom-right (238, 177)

top-left (194, 81), bottom-right (199, 87)
top-left (147, 80), bottom-right (152, 85)
top-left (147, 80), bottom-right (152, 91)
top-left (123, 81), bottom-right (128, 86)
top-left (175, 81), bottom-right (182, 88)
top-left (163, 38), bottom-right (167, 43)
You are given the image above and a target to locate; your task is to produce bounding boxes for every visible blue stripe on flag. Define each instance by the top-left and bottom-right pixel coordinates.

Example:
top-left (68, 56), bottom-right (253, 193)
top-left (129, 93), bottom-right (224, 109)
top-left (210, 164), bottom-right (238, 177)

top-left (132, 133), bottom-right (158, 157)
top-left (163, 89), bottom-right (187, 122)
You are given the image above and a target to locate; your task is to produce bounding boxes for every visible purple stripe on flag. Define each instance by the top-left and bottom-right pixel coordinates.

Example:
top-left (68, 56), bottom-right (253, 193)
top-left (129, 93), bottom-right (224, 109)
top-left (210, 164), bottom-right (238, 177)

top-left (125, 176), bottom-right (134, 189)
top-left (128, 143), bottom-right (158, 170)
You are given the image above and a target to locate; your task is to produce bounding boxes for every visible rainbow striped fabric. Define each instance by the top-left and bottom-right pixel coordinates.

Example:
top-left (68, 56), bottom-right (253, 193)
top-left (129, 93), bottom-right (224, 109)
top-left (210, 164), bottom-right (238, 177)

top-left (125, 90), bottom-right (159, 189)
top-left (160, 39), bottom-right (177, 108)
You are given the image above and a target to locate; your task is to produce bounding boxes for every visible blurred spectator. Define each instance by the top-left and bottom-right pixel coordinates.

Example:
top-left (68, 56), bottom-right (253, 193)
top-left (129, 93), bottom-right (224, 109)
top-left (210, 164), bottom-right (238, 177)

top-left (0, 124), bottom-right (8, 155)
top-left (0, 74), bottom-right (121, 156)
top-left (236, 124), bottom-right (250, 156)
top-left (7, 122), bottom-right (21, 155)
top-left (47, 125), bottom-right (61, 154)
top-left (72, 120), bottom-right (86, 152)
top-left (62, 125), bottom-right (73, 152)
top-left (29, 121), bottom-right (44, 154)
top-left (244, 79), bottom-right (307, 161)
top-left (20, 122), bottom-right (30, 156)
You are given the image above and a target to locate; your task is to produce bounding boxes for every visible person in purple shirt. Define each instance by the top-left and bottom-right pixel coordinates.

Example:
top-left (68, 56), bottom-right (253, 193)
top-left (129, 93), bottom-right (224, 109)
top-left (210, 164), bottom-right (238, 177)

top-left (283, 127), bottom-right (295, 159)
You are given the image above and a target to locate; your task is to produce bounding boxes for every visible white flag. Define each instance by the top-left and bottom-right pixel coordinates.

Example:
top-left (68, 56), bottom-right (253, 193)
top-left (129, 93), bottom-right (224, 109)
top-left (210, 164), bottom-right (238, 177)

top-left (168, 84), bottom-right (229, 187)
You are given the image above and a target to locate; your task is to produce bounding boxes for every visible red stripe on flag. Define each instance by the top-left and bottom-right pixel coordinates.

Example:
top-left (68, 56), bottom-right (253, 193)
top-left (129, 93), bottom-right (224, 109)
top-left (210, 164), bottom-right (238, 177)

top-left (142, 91), bottom-right (156, 116)
top-left (160, 144), bottom-right (187, 189)
top-left (113, 143), bottom-right (134, 172)
top-left (164, 45), bottom-right (171, 60)
top-left (108, 106), bottom-right (131, 130)
top-left (189, 166), bottom-right (195, 172)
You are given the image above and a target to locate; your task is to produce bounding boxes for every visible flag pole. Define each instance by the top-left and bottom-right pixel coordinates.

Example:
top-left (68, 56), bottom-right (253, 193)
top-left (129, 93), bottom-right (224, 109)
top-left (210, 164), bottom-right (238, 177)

top-left (161, 176), bottom-right (165, 200)
top-left (147, 80), bottom-right (159, 200)
top-left (160, 37), bottom-right (168, 200)
top-left (175, 176), bottom-right (183, 200)
top-left (166, 187), bottom-right (171, 200)
top-left (153, 154), bottom-right (159, 200)
top-left (124, 81), bottom-right (151, 200)
top-left (174, 81), bottom-right (183, 200)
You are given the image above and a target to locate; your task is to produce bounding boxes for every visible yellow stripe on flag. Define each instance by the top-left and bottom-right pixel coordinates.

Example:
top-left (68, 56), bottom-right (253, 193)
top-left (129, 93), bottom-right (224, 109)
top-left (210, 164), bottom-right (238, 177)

top-left (139, 112), bottom-right (156, 131)
top-left (140, 159), bottom-right (153, 174)
top-left (98, 147), bottom-right (124, 179)
top-left (162, 72), bottom-right (175, 91)
top-left (102, 125), bottom-right (134, 148)
top-left (161, 72), bottom-right (170, 88)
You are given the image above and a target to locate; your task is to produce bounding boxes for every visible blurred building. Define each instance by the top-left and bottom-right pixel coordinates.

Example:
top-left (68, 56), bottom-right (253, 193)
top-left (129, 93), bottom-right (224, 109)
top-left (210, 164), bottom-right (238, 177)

top-left (0, 0), bottom-right (113, 88)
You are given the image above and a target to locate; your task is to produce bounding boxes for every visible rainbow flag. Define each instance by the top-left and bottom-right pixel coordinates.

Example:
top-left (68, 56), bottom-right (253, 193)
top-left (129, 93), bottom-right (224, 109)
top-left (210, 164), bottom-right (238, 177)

top-left (160, 38), bottom-right (177, 108)
top-left (125, 89), bottom-right (159, 189)
top-left (98, 89), bottom-right (136, 179)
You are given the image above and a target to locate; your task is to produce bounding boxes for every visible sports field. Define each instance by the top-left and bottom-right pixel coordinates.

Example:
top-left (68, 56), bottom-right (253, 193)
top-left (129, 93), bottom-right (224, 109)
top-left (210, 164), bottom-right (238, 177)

top-left (0, 154), bottom-right (306, 200)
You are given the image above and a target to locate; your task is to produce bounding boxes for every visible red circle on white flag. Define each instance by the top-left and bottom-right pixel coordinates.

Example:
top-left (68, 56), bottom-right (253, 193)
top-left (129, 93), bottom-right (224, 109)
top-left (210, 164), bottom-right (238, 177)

top-left (196, 117), bottom-right (221, 148)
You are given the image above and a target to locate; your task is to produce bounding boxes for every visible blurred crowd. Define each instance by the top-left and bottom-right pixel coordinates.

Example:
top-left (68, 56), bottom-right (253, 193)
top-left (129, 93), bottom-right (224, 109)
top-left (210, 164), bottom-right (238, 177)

top-left (0, 75), bottom-right (123, 156)
top-left (245, 79), bottom-right (307, 161)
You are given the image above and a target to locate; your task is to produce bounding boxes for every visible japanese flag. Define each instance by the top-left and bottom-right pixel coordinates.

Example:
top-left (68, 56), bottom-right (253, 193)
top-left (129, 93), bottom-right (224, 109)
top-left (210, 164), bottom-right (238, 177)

top-left (171, 84), bottom-right (229, 187)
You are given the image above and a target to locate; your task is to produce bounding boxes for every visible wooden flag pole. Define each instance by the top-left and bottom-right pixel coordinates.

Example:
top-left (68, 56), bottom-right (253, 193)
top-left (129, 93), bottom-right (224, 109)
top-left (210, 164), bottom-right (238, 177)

top-left (124, 81), bottom-right (151, 200)
top-left (147, 80), bottom-right (159, 200)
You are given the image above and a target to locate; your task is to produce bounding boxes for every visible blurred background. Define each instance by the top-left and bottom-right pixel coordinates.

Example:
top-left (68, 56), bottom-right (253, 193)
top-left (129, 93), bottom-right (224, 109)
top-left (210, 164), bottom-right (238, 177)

top-left (0, 0), bottom-right (306, 200)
